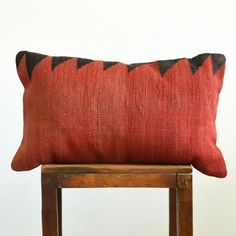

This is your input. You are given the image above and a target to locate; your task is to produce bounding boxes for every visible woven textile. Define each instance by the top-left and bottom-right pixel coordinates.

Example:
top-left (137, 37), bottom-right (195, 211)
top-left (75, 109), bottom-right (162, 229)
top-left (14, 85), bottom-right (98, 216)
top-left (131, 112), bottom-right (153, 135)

top-left (11, 51), bottom-right (227, 177)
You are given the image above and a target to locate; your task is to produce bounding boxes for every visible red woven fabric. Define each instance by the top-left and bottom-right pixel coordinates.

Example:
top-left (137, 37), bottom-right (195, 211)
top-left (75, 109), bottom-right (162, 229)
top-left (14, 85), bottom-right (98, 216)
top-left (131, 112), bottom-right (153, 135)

top-left (11, 51), bottom-right (227, 177)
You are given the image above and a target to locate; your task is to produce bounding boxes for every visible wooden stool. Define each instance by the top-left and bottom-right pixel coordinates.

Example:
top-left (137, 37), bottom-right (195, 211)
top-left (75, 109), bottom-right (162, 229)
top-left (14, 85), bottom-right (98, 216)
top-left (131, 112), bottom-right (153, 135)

top-left (41, 164), bottom-right (193, 236)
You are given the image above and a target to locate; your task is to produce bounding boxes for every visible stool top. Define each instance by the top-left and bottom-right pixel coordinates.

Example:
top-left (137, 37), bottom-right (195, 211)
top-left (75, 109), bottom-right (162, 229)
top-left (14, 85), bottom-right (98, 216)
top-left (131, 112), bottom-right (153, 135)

top-left (41, 164), bottom-right (192, 174)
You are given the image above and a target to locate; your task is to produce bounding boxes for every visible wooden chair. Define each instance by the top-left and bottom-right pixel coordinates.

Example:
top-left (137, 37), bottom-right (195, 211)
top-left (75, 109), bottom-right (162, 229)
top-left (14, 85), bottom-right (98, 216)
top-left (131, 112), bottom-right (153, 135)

top-left (41, 164), bottom-right (193, 236)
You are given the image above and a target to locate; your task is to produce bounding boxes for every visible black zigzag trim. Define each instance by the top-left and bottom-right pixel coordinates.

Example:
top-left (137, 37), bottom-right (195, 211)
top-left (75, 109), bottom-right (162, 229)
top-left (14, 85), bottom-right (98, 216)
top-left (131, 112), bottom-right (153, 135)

top-left (103, 61), bottom-right (118, 70)
top-left (25, 52), bottom-right (47, 79)
top-left (127, 62), bottom-right (147, 72)
top-left (159, 59), bottom-right (180, 76)
top-left (77, 58), bottom-right (93, 69)
top-left (188, 53), bottom-right (209, 74)
top-left (16, 51), bottom-right (226, 80)
top-left (211, 54), bottom-right (226, 75)
top-left (52, 56), bottom-right (72, 70)
top-left (16, 51), bottom-right (26, 69)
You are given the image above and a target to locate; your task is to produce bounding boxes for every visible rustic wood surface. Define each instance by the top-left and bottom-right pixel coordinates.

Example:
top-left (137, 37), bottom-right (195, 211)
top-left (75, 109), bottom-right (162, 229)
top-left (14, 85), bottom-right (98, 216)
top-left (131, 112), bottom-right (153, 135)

top-left (42, 164), bottom-right (192, 174)
top-left (41, 164), bottom-right (193, 236)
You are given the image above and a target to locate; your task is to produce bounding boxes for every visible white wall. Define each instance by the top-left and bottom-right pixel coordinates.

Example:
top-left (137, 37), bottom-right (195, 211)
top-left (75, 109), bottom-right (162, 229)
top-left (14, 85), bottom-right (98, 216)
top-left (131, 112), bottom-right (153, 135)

top-left (0, 0), bottom-right (235, 235)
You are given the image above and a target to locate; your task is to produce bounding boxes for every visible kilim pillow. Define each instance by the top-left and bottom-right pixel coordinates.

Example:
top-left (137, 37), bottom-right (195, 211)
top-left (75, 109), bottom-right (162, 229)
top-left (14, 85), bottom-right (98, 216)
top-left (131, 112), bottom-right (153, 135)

top-left (11, 51), bottom-right (227, 177)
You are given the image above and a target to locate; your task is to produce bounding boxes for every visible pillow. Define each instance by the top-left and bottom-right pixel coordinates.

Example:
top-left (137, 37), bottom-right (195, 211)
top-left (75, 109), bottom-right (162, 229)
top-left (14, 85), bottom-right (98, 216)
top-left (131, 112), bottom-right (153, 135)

top-left (11, 51), bottom-right (227, 177)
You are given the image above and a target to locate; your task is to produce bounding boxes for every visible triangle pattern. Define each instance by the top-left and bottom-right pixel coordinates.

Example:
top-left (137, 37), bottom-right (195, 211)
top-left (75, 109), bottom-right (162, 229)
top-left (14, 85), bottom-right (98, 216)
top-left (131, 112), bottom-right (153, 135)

top-left (211, 54), bottom-right (226, 75)
top-left (103, 61), bottom-right (118, 70)
top-left (127, 62), bottom-right (146, 72)
top-left (77, 58), bottom-right (94, 69)
top-left (25, 52), bottom-right (47, 79)
top-left (159, 59), bottom-right (180, 76)
top-left (188, 53), bottom-right (209, 74)
top-left (52, 56), bottom-right (72, 70)
top-left (16, 51), bottom-right (26, 69)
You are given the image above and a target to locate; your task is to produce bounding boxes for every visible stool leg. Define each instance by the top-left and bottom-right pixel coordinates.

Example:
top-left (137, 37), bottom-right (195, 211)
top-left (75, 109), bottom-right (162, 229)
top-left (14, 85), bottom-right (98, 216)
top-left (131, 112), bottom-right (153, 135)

top-left (177, 173), bottom-right (193, 236)
top-left (42, 174), bottom-right (61, 236)
top-left (169, 188), bottom-right (177, 236)
top-left (57, 188), bottom-right (62, 236)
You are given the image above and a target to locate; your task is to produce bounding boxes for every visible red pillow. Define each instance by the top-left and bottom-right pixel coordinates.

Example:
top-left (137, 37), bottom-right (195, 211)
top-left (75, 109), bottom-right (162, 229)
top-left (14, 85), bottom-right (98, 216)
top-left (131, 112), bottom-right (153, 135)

top-left (11, 51), bottom-right (227, 177)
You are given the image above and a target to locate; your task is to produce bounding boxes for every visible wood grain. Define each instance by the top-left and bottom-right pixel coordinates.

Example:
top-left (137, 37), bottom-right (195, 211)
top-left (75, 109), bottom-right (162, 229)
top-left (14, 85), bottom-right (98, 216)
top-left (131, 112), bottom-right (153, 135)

top-left (41, 164), bottom-right (193, 236)
top-left (42, 164), bottom-right (192, 174)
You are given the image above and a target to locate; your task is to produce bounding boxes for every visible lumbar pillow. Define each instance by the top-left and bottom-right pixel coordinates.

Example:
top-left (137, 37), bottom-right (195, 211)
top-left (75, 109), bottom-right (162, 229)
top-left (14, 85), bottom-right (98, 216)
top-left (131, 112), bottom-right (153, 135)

top-left (12, 51), bottom-right (227, 177)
